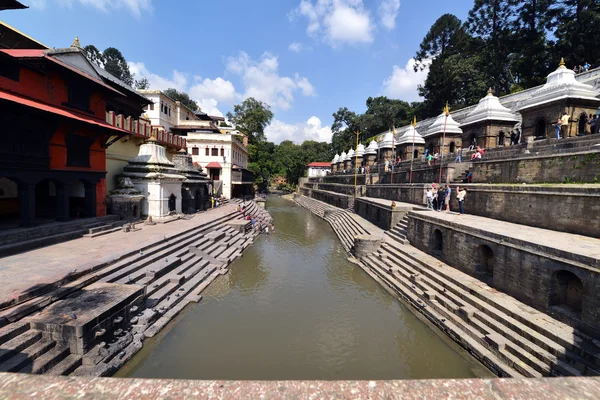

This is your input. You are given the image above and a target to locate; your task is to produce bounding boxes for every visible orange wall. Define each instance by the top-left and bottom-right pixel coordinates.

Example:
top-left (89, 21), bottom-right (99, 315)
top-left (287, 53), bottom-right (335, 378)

top-left (48, 124), bottom-right (106, 172)
top-left (1, 65), bottom-right (106, 119)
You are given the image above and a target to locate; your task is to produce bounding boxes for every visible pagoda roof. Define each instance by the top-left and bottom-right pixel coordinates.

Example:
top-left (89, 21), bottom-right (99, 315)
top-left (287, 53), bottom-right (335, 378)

top-left (397, 125), bottom-right (425, 145)
top-left (517, 60), bottom-right (600, 111)
top-left (425, 111), bottom-right (463, 137)
top-left (461, 89), bottom-right (519, 127)
top-left (0, 1), bottom-right (27, 11)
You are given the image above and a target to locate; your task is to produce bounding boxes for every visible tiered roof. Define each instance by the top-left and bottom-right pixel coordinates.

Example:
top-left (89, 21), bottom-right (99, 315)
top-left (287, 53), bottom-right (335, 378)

top-left (461, 89), bottom-right (519, 127)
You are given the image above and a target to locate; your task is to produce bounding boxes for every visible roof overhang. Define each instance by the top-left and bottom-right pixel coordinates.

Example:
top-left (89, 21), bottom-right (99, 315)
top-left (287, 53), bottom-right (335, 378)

top-left (0, 1), bottom-right (27, 11)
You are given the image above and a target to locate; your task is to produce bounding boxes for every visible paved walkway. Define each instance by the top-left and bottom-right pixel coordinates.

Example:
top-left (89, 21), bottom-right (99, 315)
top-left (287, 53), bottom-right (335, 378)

top-left (0, 205), bottom-right (237, 308)
top-left (411, 209), bottom-right (600, 262)
top-left (359, 197), bottom-right (424, 210)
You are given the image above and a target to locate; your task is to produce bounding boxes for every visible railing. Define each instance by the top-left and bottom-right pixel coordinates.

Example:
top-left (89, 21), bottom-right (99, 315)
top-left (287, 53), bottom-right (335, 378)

top-left (105, 111), bottom-right (186, 149)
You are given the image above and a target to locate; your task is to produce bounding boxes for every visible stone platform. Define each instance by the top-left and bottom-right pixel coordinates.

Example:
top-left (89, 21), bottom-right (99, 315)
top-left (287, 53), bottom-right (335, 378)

top-left (0, 204), bottom-right (239, 310)
top-left (1, 373), bottom-right (599, 399)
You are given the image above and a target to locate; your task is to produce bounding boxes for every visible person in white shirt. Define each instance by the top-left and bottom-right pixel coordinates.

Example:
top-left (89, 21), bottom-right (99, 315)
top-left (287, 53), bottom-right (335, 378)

top-left (426, 188), bottom-right (434, 210)
top-left (457, 187), bottom-right (467, 215)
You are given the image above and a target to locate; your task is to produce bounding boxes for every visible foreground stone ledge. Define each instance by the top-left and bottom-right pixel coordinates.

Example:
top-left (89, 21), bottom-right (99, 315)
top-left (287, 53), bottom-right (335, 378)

top-left (1, 373), bottom-right (599, 399)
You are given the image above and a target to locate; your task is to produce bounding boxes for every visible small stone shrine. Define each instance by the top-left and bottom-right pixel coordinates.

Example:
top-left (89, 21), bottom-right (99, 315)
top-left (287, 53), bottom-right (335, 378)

top-left (517, 58), bottom-right (600, 138)
top-left (460, 89), bottom-right (520, 148)
top-left (121, 133), bottom-right (185, 220)
top-left (425, 108), bottom-right (463, 154)
top-left (107, 176), bottom-right (145, 220)
top-left (396, 124), bottom-right (425, 160)
top-left (172, 149), bottom-right (211, 214)
top-left (364, 141), bottom-right (378, 166)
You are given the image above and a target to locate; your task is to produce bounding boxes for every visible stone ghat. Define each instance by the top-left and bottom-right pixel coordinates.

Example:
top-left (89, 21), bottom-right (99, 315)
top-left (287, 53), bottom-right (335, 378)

top-left (1, 373), bottom-right (600, 399)
top-left (365, 183), bottom-right (600, 238)
top-left (0, 200), bottom-right (273, 377)
top-left (299, 187), bottom-right (353, 211)
top-left (294, 194), bottom-right (600, 378)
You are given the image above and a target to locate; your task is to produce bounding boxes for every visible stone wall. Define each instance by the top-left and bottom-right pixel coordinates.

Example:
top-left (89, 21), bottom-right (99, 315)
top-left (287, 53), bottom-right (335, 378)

top-left (299, 187), bottom-right (352, 209)
top-left (317, 183), bottom-right (365, 197)
top-left (354, 198), bottom-right (410, 230)
top-left (407, 212), bottom-right (600, 334)
top-left (376, 165), bottom-right (456, 184)
top-left (448, 184), bottom-right (600, 238)
top-left (472, 151), bottom-right (600, 183)
top-left (366, 184), bottom-right (427, 205)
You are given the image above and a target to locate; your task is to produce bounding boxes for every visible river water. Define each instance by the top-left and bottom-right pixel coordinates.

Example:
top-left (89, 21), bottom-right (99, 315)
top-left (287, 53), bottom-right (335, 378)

top-left (117, 195), bottom-right (488, 380)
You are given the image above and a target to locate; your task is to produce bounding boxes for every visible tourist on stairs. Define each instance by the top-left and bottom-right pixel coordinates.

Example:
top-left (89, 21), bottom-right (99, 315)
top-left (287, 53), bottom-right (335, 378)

top-left (426, 188), bottom-right (434, 210)
top-left (437, 187), bottom-right (446, 212)
top-left (445, 185), bottom-right (451, 212)
top-left (457, 187), bottom-right (467, 215)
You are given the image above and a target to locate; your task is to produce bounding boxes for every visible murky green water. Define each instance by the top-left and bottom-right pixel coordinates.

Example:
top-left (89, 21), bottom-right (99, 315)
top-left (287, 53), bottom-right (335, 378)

top-left (117, 195), bottom-right (488, 380)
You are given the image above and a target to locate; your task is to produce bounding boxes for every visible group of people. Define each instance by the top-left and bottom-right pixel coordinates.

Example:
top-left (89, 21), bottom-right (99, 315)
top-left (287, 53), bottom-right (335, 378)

top-left (553, 112), bottom-right (600, 139)
top-left (425, 184), bottom-right (468, 215)
top-left (573, 63), bottom-right (593, 74)
top-left (237, 203), bottom-right (274, 235)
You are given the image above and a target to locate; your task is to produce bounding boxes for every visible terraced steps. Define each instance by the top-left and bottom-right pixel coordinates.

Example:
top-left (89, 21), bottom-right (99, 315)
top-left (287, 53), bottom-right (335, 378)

top-left (362, 235), bottom-right (600, 378)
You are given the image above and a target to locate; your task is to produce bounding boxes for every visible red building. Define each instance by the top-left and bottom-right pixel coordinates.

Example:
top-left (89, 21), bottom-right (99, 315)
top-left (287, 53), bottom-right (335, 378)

top-left (0, 45), bottom-right (141, 227)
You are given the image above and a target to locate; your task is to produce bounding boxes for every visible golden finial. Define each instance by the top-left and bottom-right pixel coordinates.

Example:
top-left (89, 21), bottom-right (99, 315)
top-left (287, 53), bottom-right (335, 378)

top-left (412, 116), bottom-right (417, 127)
top-left (148, 130), bottom-right (158, 143)
top-left (559, 57), bottom-right (566, 68)
top-left (444, 101), bottom-right (450, 116)
top-left (487, 87), bottom-right (493, 96)
top-left (71, 36), bottom-right (81, 48)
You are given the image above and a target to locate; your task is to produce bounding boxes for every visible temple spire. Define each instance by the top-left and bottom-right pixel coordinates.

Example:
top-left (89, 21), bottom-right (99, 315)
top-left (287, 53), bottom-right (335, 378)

top-left (71, 36), bottom-right (81, 48)
top-left (559, 57), bottom-right (566, 69)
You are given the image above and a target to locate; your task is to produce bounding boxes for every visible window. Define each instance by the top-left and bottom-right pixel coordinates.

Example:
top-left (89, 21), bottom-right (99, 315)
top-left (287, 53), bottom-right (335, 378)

top-left (149, 103), bottom-right (154, 111)
top-left (205, 148), bottom-right (209, 156)
top-left (211, 148), bottom-right (218, 156)
top-left (67, 85), bottom-right (90, 111)
top-left (168, 107), bottom-right (171, 116)
top-left (0, 61), bottom-right (20, 81)
top-left (66, 133), bottom-right (93, 167)
top-left (220, 148), bottom-right (224, 157)
top-left (192, 147), bottom-right (199, 155)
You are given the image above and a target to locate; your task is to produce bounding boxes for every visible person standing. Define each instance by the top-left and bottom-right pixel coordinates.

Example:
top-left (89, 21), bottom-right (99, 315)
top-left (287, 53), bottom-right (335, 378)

top-left (591, 115), bottom-right (598, 134)
top-left (457, 187), bottom-right (467, 215)
top-left (553, 117), bottom-right (562, 140)
top-left (561, 112), bottom-right (570, 138)
top-left (427, 153), bottom-right (434, 167)
top-left (426, 188), bottom-right (434, 210)
top-left (445, 185), bottom-right (452, 212)
top-left (437, 187), bottom-right (446, 212)
top-left (455, 147), bottom-right (462, 163)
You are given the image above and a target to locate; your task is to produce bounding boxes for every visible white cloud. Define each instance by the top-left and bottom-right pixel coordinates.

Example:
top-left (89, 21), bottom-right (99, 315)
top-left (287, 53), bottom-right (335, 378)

top-left (292, 0), bottom-right (374, 47)
top-left (128, 62), bottom-right (188, 91)
top-left (128, 62), bottom-right (235, 116)
top-left (265, 117), bottom-right (332, 144)
top-left (379, 0), bottom-right (400, 30)
top-left (381, 58), bottom-right (430, 102)
top-left (226, 52), bottom-right (315, 110)
top-left (31, 0), bottom-right (152, 17)
top-left (289, 42), bottom-right (302, 53)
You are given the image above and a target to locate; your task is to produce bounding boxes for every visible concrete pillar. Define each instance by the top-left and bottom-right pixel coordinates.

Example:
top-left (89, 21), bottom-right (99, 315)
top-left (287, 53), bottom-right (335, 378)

top-left (56, 182), bottom-right (70, 222)
top-left (353, 235), bottom-right (383, 259)
top-left (18, 182), bottom-right (36, 227)
top-left (84, 182), bottom-right (97, 218)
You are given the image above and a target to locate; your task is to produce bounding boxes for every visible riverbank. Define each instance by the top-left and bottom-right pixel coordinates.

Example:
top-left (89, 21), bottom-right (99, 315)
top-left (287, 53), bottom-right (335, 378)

top-left (0, 200), bottom-right (273, 377)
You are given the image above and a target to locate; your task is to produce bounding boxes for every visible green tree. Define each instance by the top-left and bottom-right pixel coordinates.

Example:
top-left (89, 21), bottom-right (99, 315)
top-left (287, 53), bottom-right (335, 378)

top-left (226, 98), bottom-right (274, 144)
top-left (466, 0), bottom-right (518, 95)
top-left (135, 77), bottom-right (150, 90)
top-left (413, 14), bottom-right (468, 71)
top-left (331, 107), bottom-right (360, 154)
top-left (163, 88), bottom-right (199, 111)
top-left (554, 0), bottom-right (600, 67)
top-left (102, 47), bottom-right (134, 86)
top-left (83, 45), bottom-right (104, 66)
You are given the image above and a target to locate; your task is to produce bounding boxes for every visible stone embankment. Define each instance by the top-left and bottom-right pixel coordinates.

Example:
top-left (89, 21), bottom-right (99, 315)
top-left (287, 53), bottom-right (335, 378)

top-left (294, 194), bottom-right (600, 378)
top-left (0, 200), bottom-right (272, 377)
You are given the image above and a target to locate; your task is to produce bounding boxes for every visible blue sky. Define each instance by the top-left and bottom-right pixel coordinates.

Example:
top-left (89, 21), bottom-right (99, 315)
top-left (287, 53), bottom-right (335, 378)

top-left (3, 0), bottom-right (473, 143)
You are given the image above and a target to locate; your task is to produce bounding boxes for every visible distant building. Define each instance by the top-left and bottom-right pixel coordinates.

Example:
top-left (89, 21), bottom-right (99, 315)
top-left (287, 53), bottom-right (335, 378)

top-left (307, 162), bottom-right (332, 177)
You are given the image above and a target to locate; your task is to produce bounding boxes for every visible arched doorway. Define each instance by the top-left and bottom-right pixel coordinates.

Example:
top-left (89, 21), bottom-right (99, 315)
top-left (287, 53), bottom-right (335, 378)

top-left (497, 131), bottom-right (505, 147)
top-left (432, 229), bottom-right (443, 257)
top-left (413, 149), bottom-right (419, 159)
top-left (475, 244), bottom-right (494, 281)
top-left (168, 194), bottom-right (177, 212)
top-left (550, 270), bottom-right (583, 313)
top-left (535, 117), bottom-right (547, 138)
top-left (69, 180), bottom-right (85, 219)
top-left (449, 142), bottom-right (456, 153)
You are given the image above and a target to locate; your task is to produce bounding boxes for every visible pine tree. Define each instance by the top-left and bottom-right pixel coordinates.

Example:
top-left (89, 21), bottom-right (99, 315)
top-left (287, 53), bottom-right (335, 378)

top-left (554, 0), bottom-right (600, 68)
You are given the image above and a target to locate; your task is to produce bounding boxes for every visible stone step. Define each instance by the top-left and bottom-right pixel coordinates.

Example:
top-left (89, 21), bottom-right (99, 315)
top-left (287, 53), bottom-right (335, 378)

top-left (83, 227), bottom-right (122, 238)
top-left (0, 329), bottom-right (42, 364)
top-left (0, 322), bottom-right (30, 346)
top-left (363, 254), bottom-right (523, 377)
top-left (19, 346), bottom-right (70, 374)
top-left (380, 243), bottom-right (600, 375)
top-left (46, 354), bottom-right (82, 376)
top-left (388, 243), bottom-right (600, 360)
top-left (0, 339), bottom-right (56, 373)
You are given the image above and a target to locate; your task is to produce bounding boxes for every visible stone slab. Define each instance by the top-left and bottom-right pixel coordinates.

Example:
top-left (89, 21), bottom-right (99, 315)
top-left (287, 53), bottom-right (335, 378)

top-left (1, 373), bottom-right (600, 399)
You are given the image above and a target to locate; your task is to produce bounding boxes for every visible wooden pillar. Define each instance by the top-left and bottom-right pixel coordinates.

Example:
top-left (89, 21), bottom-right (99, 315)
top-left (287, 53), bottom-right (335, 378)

top-left (84, 181), bottom-right (97, 218)
top-left (56, 182), bottom-right (70, 221)
top-left (18, 182), bottom-right (36, 227)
